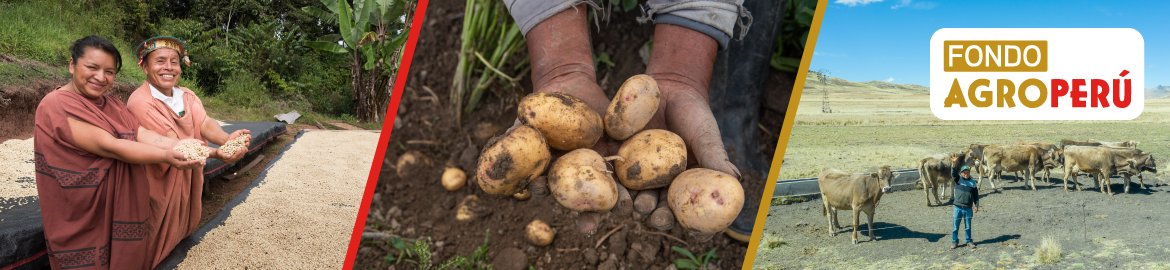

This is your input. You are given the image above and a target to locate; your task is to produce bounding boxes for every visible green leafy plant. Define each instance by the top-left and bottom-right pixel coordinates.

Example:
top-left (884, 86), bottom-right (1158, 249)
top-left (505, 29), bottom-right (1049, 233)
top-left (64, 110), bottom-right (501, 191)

top-left (304, 0), bottom-right (415, 123)
top-left (671, 246), bottom-right (718, 270)
top-left (770, 0), bottom-right (817, 72)
top-left (451, 0), bottom-right (528, 120)
top-left (453, 229), bottom-right (494, 269)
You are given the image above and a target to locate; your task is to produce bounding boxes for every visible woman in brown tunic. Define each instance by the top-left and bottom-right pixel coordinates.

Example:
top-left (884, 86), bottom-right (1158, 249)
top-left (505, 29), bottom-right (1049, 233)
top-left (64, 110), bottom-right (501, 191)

top-left (34, 36), bottom-right (204, 270)
top-left (125, 36), bottom-right (251, 267)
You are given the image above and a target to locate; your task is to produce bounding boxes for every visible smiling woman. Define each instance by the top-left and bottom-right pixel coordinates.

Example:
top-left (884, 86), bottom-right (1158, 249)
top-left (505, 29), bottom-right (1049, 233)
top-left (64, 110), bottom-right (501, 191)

top-left (124, 36), bottom-right (253, 268)
top-left (34, 35), bottom-right (205, 270)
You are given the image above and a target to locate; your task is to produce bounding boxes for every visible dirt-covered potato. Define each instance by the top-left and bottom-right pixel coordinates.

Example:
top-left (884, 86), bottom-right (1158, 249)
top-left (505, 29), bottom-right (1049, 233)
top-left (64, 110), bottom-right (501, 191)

top-left (667, 168), bottom-right (744, 241)
top-left (526, 220), bottom-right (555, 246)
top-left (476, 125), bottom-right (551, 196)
top-left (441, 167), bottom-right (466, 191)
top-left (518, 92), bottom-right (604, 151)
top-left (513, 189), bottom-right (532, 200)
top-left (475, 124), bottom-right (547, 196)
top-left (548, 149), bottom-right (619, 212)
top-left (614, 129), bottom-right (687, 190)
top-left (455, 195), bottom-right (481, 221)
top-left (604, 75), bottom-right (661, 140)
top-left (397, 151), bottom-right (429, 178)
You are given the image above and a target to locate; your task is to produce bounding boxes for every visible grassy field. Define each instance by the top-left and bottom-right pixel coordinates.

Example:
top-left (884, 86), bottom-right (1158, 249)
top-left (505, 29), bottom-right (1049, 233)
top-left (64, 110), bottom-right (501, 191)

top-left (776, 73), bottom-right (1170, 180)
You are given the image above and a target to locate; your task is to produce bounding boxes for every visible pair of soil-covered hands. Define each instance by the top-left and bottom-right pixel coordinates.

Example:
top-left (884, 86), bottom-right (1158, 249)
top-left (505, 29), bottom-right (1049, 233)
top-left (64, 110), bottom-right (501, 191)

top-left (510, 7), bottom-right (741, 234)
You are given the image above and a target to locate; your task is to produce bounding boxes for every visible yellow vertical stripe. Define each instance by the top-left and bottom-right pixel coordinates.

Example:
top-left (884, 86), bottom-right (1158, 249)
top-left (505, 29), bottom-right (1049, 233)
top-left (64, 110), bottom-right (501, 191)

top-left (740, 0), bottom-right (828, 268)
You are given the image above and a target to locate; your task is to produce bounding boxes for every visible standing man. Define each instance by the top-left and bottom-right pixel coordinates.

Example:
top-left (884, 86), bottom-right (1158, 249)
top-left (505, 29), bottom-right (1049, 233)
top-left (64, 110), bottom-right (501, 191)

top-left (949, 153), bottom-right (980, 249)
top-left (125, 36), bottom-right (251, 267)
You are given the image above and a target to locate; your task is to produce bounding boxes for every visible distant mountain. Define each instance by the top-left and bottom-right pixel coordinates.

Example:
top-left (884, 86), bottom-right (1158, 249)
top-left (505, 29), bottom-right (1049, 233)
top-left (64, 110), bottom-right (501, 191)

top-left (1146, 85), bottom-right (1170, 99)
top-left (805, 71), bottom-right (929, 93)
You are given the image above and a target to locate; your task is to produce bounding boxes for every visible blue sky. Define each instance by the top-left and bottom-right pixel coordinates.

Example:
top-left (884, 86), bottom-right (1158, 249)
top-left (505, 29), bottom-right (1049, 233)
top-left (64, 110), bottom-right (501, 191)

top-left (810, 0), bottom-right (1170, 87)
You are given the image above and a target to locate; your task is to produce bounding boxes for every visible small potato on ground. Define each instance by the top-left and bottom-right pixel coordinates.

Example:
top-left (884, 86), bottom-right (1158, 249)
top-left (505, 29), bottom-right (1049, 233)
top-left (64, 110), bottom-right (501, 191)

top-left (667, 168), bottom-right (744, 241)
top-left (513, 189), bottom-right (532, 200)
top-left (526, 220), bottom-right (556, 246)
top-left (397, 151), bottom-right (430, 178)
top-left (441, 167), bottom-right (466, 191)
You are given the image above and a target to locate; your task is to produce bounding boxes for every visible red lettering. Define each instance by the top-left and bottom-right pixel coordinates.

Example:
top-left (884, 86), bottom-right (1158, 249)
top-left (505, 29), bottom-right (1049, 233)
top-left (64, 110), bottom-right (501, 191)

top-left (1090, 79), bottom-right (1110, 107)
top-left (1114, 78), bottom-right (1132, 108)
top-left (1051, 79), bottom-right (1068, 107)
top-left (1071, 79), bottom-right (1087, 107)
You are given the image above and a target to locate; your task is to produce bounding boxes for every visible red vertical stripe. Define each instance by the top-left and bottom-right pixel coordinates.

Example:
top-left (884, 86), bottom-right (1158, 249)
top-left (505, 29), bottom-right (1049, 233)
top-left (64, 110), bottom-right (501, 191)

top-left (342, 0), bottom-right (430, 268)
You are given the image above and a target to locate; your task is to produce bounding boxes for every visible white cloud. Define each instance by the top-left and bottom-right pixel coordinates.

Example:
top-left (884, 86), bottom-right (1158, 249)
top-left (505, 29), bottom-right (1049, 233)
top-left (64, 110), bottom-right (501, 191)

top-left (886, 77), bottom-right (895, 82)
top-left (835, 0), bottom-right (883, 7)
top-left (891, 0), bottom-right (938, 10)
top-left (891, 0), bottom-right (911, 9)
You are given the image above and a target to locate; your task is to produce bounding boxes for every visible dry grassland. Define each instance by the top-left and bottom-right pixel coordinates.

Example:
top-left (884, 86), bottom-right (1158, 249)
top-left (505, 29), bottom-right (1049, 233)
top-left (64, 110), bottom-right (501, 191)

top-left (777, 74), bottom-right (1170, 180)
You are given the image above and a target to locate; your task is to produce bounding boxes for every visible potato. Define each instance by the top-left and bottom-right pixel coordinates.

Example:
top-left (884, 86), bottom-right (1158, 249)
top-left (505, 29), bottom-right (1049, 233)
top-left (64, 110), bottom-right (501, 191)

top-left (441, 167), bottom-right (466, 191)
top-left (526, 220), bottom-right (555, 246)
top-left (614, 129), bottom-right (687, 190)
top-left (667, 168), bottom-right (744, 241)
top-left (518, 92), bottom-right (604, 151)
top-left (476, 125), bottom-right (551, 196)
top-left (513, 189), bottom-right (532, 200)
top-left (604, 75), bottom-right (661, 140)
top-left (455, 195), bottom-right (481, 221)
top-left (548, 149), bottom-right (619, 212)
top-left (397, 151), bottom-right (429, 178)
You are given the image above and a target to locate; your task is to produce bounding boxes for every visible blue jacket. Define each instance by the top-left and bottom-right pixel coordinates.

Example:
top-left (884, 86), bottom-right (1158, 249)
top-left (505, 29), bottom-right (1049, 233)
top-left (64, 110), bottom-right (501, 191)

top-left (951, 165), bottom-right (980, 208)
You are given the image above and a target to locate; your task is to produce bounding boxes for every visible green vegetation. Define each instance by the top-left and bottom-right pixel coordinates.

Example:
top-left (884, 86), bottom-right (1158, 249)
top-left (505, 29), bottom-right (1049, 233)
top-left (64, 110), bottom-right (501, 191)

top-left (304, 0), bottom-right (414, 123)
top-left (771, 0), bottom-right (817, 73)
top-left (451, 0), bottom-right (527, 120)
top-left (0, 0), bottom-right (412, 126)
top-left (671, 246), bottom-right (718, 270)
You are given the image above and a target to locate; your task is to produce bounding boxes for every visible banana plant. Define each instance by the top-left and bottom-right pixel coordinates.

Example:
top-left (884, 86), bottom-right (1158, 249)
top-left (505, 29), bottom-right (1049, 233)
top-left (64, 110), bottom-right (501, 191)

top-left (304, 0), bottom-right (413, 123)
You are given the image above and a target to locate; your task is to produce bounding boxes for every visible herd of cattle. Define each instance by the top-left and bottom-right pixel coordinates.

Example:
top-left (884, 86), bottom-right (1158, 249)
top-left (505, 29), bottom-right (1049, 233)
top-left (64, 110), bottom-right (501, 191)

top-left (812, 139), bottom-right (1158, 244)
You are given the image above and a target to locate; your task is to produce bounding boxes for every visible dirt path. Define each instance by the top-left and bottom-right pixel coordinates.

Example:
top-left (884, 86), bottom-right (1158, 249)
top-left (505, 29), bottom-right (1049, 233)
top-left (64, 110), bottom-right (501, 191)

top-left (754, 174), bottom-right (1170, 269)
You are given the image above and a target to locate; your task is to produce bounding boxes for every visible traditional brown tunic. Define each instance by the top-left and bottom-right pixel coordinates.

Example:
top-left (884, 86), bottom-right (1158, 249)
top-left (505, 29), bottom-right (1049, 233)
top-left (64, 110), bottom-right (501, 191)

top-left (125, 83), bottom-right (206, 268)
top-left (34, 90), bottom-right (151, 270)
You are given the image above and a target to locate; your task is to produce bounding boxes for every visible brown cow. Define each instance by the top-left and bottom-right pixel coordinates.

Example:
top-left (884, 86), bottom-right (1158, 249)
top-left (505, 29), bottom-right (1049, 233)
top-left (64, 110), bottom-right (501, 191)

top-left (1061, 146), bottom-right (1148, 195)
top-left (964, 144), bottom-right (991, 181)
top-left (819, 166), bottom-right (896, 244)
top-left (917, 153), bottom-right (956, 206)
top-left (1088, 139), bottom-right (1139, 149)
top-left (1108, 148), bottom-right (1157, 193)
top-left (982, 145), bottom-right (1048, 190)
top-left (1014, 142), bottom-right (1064, 183)
top-left (1061, 139), bottom-right (1100, 149)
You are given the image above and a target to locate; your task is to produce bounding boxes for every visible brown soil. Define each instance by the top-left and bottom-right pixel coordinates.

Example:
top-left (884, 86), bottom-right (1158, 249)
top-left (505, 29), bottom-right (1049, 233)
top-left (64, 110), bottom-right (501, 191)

top-left (353, 1), bottom-right (794, 269)
top-left (0, 55), bottom-right (137, 142)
